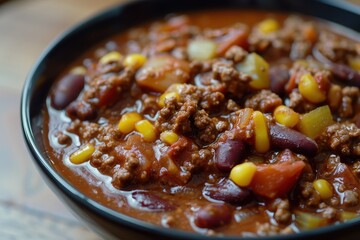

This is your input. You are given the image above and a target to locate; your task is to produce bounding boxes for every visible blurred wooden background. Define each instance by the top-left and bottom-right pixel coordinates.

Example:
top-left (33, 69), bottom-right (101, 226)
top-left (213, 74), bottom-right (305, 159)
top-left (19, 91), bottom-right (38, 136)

top-left (0, 0), bottom-right (359, 239)
top-left (0, 0), bottom-right (122, 239)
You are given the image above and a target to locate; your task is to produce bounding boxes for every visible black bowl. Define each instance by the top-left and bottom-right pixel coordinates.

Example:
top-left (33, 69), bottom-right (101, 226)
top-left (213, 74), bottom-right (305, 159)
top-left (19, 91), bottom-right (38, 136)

top-left (21, 0), bottom-right (360, 239)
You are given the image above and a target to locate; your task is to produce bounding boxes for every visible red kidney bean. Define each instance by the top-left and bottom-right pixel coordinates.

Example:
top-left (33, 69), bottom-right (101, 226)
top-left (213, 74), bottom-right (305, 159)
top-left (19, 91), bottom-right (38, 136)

top-left (131, 191), bottom-right (176, 211)
top-left (97, 85), bottom-right (118, 106)
top-left (270, 65), bottom-right (290, 96)
top-left (215, 139), bottom-right (245, 172)
top-left (270, 124), bottom-right (318, 157)
top-left (330, 63), bottom-right (360, 87)
top-left (313, 47), bottom-right (360, 87)
top-left (51, 73), bottom-right (85, 110)
top-left (194, 204), bottom-right (232, 229)
top-left (203, 178), bottom-right (252, 205)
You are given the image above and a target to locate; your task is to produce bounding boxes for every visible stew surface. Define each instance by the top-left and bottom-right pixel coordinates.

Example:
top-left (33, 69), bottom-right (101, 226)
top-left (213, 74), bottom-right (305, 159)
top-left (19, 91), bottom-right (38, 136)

top-left (43, 10), bottom-right (360, 236)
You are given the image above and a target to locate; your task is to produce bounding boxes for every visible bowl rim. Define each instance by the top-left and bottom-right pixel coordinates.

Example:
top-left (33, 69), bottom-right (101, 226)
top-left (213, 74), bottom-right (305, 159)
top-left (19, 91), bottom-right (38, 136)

top-left (20, 0), bottom-right (360, 239)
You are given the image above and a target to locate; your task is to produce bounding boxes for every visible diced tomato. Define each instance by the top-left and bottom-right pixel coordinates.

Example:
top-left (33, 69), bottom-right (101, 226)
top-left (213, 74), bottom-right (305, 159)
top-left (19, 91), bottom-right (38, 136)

top-left (216, 29), bottom-right (249, 56)
top-left (250, 161), bottom-right (306, 199)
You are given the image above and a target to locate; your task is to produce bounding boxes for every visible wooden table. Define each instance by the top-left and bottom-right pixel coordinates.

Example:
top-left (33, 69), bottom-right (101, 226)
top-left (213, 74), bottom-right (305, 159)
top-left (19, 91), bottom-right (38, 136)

top-left (0, 0), bottom-right (122, 239)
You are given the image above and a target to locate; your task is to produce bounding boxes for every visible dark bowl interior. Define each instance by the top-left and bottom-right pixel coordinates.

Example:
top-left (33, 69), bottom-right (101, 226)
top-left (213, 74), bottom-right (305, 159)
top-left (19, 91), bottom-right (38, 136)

top-left (21, 0), bottom-right (360, 239)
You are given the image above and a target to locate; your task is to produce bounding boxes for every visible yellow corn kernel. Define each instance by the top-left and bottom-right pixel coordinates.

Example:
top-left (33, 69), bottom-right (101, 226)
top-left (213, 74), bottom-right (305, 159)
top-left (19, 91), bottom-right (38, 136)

top-left (229, 162), bottom-right (257, 187)
top-left (99, 51), bottom-right (122, 65)
top-left (124, 53), bottom-right (147, 69)
top-left (158, 92), bottom-right (180, 107)
top-left (313, 179), bottom-right (333, 200)
top-left (298, 73), bottom-right (326, 103)
top-left (349, 57), bottom-right (360, 71)
top-left (69, 143), bottom-right (95, 164)
top-left (118, 112), bottom-right (143, 134)
top-left (252, 111), bottom-right (270, 153)
top-left (70, 66), bottom-right (86, 75)
top-left (135, 120), bottom-right (157, 142)
top-left (258, 18), bottom-right (280, 34)
top-left (160, 131), bottom-right (179, 145)
top-left (274, 105), bottom-right (300, 128)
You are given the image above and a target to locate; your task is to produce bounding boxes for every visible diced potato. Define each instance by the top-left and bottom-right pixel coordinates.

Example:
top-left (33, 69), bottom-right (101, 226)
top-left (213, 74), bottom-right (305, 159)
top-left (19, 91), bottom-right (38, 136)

top-left (295, 211), bottom-right (328, 230)
top-left (236, 53), bottom-right (270, 89)
top-left (297, 105), bottom-right (334, 139)
top-left (187, 39), bottom-right (217, 61)
top-left (136, 55), bottom-right (190, 92)
top-left (340, 211), bottom-right (358, 221)
top-left (69, 143), bottom-right (95, 164)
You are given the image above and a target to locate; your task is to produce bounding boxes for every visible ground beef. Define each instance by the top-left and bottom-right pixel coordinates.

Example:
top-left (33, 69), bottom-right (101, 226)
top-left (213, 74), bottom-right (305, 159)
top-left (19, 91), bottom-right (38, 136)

top-left (321, 207), bottom-right (337, 220)
top-left (212, 61), bottom-right (250, 98)
top-left (317, 32), bottom-right (358, 63)
top-left (271, 199), bottom-right (291, 224)
top-left (225, 46), bottom-right (248, 63)
top-left (300, 181), bottom-right (322, 207)
top-left (194, 110), bottom-right (218, 143)
top-left (56, 132), bottom-right (71, 145)
top-left (156, 85), bottom-right (224, 144)
top-left (319, 123), bottom-right (360, 156)
top-left (343, 190), bottom-right (359, 207)
top-left (339, 86), bottom-right (360, 118)
top-left (287, 89), bottom-right (303, 110)
top-left (245, 90), bottom-right (282, 113)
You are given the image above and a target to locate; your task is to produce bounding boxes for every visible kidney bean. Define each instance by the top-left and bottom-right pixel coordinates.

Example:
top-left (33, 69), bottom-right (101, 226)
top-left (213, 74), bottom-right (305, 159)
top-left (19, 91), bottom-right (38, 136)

top-left (215, 139), bottom-right (245, 172)
top-left (97, 85), bottom-right (118, 106)
top-left (330, 63), bottom-right (360, 87)
top-left (270, 65), bottom-right (290, 96)
top-left (203, 178), bottom-right (252, 205)
top-left (131, 191), bottom-right (176, 211)
top-left (270, 124), bottom-right (318, 157)
top-left (51, 73), bottom-right (85, 110)
top-left (194, 204), bottom-right (232, 229)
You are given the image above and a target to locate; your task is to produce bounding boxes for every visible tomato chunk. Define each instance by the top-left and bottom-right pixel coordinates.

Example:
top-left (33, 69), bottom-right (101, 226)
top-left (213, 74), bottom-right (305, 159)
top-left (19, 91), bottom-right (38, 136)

top-left (250, 161), bottom-right (305, 199)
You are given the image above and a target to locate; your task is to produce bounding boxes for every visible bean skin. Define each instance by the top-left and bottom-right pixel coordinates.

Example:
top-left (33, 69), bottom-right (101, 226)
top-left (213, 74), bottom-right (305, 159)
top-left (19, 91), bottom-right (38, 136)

top-left (131, 191), bottom-right (176, 211)
top-left (270, 124), bottom-right (318, 157)
top-left (194, 204), bottom-right (232, 229)
top-left (51, 73), bottom-right (85, 110)
top-left (215, 139), bottom-right (245, 172)
top-left (270, 65), bottom-right (290, 96)
top-left (203, 178), bottom-right (252, 205)
top-left (330, 63), bottom-right (360, 87)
